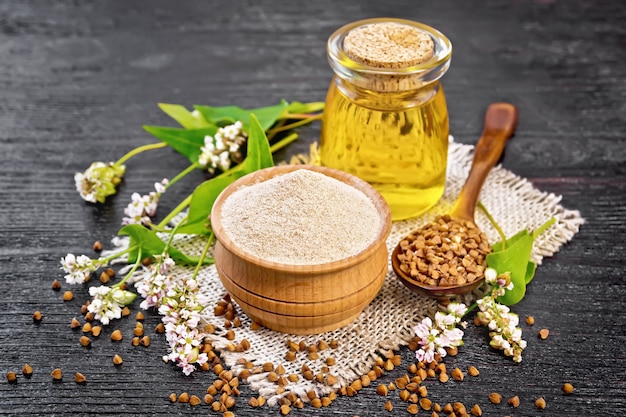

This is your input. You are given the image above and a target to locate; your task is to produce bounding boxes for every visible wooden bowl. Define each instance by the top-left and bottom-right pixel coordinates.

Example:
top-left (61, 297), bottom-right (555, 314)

top-left (210, 165), bottom-right (392, 334)
top-left (391, 243), bottom-right (484, 304)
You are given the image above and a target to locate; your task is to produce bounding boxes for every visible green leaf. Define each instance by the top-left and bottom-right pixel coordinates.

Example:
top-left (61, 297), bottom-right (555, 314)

top-left (142, 126), bottom-right (217, 163)
top-left (491, 229), bottom-right (528, 253)
top-left (175, 114), bottom-right (274, 235)
top-left (193, 100), bottom-right (289, 132)
top-left (486, 232), bottom-right (535, 306)
top-left (119, 224), bottom-right (212, 265)
top-left (240, 113), bottom-right (275, 171)
top-left (158, 103), bottom-right (214, 129)
top-left (175, 175), bottom-right (237, 235)
top-left (283, 101), bottom-right (325, 115)
top-left (525, 261), bottom-right (537, 284)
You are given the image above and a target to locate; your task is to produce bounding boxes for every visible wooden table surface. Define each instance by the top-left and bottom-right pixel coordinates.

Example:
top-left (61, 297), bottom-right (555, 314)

top-left (1, 1), bottom-right (624, 416)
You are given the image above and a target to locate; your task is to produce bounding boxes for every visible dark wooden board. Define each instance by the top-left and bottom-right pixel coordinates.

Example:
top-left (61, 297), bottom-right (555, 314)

top-left (1, 1), bottom-right (625, 416)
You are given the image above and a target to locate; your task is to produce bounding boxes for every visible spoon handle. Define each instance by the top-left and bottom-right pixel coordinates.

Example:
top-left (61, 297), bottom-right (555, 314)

top-left (451, 102), bottom-right (519, 221)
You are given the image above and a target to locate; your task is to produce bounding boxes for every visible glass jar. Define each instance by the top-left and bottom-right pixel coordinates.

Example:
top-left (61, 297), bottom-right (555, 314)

top-left (320, 18), bottom-right (452, 221)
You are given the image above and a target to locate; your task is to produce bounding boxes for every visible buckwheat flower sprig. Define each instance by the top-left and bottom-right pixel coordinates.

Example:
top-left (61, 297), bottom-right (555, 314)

top-left (158, 273), bottom-right (209, 375)
top-left (75, 162), bottom-right (126, 204)
top-left (135, 254), bottom-right (210, 374)
top-left (199, 121), bottom-right (247, 174)
top-left (476, 267), bottom-right (527, 363)
top-left (414, 302), bottom-right (468, 363)
top-left (122, 179), bottom-right (169, 226)
top-left (133, 221), bottom-right (214, 375)
top-left (86, 248), bottom-right (144, 325)
top-left (60, 244), bottom-right (137, 285)
top-left (88, 285), bottom-right (137, 325)
top-left (74, 142), bottom-right (167, 204)
top-left (60, 254), bottom-right (105, 284)
top-left (136, 253), bottom-right (176, 309)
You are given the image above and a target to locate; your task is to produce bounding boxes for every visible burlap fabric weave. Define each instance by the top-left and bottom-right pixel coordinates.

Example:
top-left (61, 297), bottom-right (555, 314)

top-left (127, 138), bottom-right (584, 405)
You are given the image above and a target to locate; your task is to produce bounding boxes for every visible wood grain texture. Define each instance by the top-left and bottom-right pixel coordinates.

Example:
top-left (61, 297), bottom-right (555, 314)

top-left (1, 0), bottom-right (624, 416)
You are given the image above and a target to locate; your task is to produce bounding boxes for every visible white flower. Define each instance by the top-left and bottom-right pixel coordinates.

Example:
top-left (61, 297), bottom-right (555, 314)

top-left (476, 278), bottom-right (527, 363)
top-left (215, 136), bottom-right (225, 151)
top-left (447, 302), bottom-right (468, 318)
top-left (88, 286), bottom-right (119, 325)
top-left (60, 253), bottom-right (102, 284)
top-left (136, 254), bottom-right (176, 309)
top-left (154, 178), bottom-right (168, 194)
top-left (485, 267), bottom-right (498, 284)
top-left (435, 311), bottom-right (456, 327)
top-left (197, 121), bottom-right (247, 174)
top-left (414, 304), bottom-right (467, 363)
top-left (75, 161), bottom-right (125, 203)
top-left (218, 151), bottom-right (231, 171)
top-left (122, 179), bottom-right (168, 226)
top-left (135, 254), bottom-right (208, 375)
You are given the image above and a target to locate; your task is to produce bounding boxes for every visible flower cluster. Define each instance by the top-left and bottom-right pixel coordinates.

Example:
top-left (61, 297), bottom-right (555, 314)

top-left (75, 161), bottom-right (125, 204)
top-left (414, 302), bottom-right (468, 363)
top-left (476, 268), bottom-right (527, 363)
top-left (136, 254), bottom-right (209, 375)
top-left (87, 285), bottom-right (136, 325)
top-left (60, 253), bottom-right (104, 284)
top-left (198, 121), bottom-right (247, 173)
top-left (136, 254), bottom-right (175, 309)
top-left (122, 179), bottom-right (169, 226)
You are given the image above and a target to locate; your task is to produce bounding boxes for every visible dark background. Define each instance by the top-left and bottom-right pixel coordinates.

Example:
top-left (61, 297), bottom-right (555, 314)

top-left (1, 1), bottom-right (624, 416)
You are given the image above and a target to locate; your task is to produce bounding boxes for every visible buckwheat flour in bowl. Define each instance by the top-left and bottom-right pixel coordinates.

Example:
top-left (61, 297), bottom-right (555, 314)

top-left (219, 168), bottom-right (381, 265)
top-left (210, 165), bottom-right (392, 334)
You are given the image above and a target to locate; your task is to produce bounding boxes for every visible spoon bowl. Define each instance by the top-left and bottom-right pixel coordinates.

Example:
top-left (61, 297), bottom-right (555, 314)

top-left (392, 102), bottom-right (519, 303)
top-left (392, 243), bottom-right (485, 303)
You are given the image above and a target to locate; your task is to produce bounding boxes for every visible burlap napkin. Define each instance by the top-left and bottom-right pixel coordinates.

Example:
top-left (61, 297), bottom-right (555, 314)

top-left (137, 138), bottom-right (584, 404)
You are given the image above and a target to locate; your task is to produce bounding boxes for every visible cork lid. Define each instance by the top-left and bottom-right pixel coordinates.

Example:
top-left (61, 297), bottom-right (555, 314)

top-left (343, 22), bottom-right (435, 69)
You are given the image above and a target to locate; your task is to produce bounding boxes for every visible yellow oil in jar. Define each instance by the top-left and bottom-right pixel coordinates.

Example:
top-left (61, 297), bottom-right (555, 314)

top-left (320, 80), bottom-right (449, 221)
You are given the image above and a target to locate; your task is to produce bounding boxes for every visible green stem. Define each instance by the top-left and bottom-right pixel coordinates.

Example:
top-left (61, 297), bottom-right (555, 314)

top-left (98, 245), bottom-right (137, 264)
top-left (113, 247), bottom-right (143, 288)
top-left (478, 201), bottom-right (507, 249)
top-left (267, 119), bottom-right (287, 141)
top-left (166, 162), bottom-right (200, 190)
top-left (533, 217), bottom-right (556, 239)
top-left (269, 132), bottom-right (299, 153)
top-left (114, 142), bottom-right (168, 166)
top-left (157, 194), bottom-right (192, 229)
top-left (164, 216), bottom-right (187, 250)
top-left (465, 302), bottom-right (479, 316)
top-left (267, 114), bottom-right (323, 136)
top-left (191, 233), bottom-right (214, 281)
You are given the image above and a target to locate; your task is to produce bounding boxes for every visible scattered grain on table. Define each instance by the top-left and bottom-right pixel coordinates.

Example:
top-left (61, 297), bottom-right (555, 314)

top-left (508, 395), bottom-right (520, 408)
top-left (32, 311), bottom-right (42, 322)
top-left (535, 396), bottom-right (547, 409)
top-left (51, 368), bottom-right (62, 381)
top-left (563, 382), bottom-right (575, 394)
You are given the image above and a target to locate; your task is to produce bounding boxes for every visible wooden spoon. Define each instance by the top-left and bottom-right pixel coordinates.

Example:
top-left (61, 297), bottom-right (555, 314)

top-left (392, 102), bottom-right (519, 303)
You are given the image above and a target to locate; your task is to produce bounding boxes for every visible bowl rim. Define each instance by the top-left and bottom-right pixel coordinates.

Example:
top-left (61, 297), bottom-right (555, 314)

top-left (210, 165), bottom-right (392, 274)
